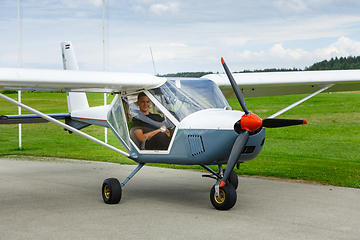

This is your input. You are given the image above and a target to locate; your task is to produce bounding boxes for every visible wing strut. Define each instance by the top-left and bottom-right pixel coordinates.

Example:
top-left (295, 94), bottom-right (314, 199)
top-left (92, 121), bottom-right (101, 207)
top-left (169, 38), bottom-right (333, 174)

top-left (267, 84), bottom-right (334, 119)
top-left (0, 93), bottom-right (130, 158)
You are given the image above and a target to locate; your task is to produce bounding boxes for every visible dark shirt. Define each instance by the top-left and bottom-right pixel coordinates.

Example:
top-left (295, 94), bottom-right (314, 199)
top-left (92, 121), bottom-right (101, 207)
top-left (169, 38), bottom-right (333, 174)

top-left (131, 113), bottom-right (170, 150)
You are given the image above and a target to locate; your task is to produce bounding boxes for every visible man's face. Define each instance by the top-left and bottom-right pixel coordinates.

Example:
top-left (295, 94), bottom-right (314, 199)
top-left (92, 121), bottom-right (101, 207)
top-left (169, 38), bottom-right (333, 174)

top-left (137, 95), bottom-right (151, 114)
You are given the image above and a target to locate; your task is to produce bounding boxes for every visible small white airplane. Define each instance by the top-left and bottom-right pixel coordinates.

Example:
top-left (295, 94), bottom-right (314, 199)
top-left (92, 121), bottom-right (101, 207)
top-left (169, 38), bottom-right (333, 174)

top-left (1, 42), bottom-right (360, 210)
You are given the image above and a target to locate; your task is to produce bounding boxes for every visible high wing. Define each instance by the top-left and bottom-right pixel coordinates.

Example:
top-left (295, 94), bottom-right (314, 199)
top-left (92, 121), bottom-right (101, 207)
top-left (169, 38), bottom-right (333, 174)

top-left (203, 70), bottom-right (360, 98)
top-left (0, 67), bottom-right (166, 94)
top-left (1, 67), bottom-right (360, 97)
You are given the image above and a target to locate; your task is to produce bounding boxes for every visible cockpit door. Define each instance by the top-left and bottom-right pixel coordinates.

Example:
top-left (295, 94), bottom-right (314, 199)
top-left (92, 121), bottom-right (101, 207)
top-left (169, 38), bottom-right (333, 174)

top-left (107, 92), bottom-right (177, 154)
top-left (107, 95), bottom-right (132, 152)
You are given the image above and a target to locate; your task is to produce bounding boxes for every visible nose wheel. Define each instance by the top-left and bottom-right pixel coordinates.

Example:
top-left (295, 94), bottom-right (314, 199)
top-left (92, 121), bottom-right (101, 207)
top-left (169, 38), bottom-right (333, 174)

top-left (210, 183), bottom-right (237, 210)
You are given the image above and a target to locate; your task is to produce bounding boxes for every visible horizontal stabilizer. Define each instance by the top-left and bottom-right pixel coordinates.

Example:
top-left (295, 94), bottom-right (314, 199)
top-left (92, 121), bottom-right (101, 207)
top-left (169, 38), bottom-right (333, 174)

top-left (0, 114), bottom-right (70, 124)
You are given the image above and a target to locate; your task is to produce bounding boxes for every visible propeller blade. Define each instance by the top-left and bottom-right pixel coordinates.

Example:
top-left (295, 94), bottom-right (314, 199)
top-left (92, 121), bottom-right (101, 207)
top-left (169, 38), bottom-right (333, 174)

top-left (220, 131), bottom-right (250, 187)
top-left (262, 118), bottom-right (307, 128)
top-left (221, 57), bottom-right (249, 115)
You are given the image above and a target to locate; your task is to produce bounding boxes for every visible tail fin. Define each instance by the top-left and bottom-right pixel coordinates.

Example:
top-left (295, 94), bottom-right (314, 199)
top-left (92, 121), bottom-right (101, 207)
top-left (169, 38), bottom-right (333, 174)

top-left (61, 41), bottom-right (89, 112)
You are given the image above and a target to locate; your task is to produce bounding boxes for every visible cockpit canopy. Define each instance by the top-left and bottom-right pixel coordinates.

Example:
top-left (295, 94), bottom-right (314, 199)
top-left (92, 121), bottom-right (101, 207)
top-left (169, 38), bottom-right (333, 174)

top-left (149, 79), bottom-right (230, 121)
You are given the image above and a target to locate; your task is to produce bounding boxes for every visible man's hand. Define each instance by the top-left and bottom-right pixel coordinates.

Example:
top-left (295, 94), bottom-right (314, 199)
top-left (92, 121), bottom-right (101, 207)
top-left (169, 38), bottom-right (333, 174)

top-left (160, 125), bottom-right (166, 133)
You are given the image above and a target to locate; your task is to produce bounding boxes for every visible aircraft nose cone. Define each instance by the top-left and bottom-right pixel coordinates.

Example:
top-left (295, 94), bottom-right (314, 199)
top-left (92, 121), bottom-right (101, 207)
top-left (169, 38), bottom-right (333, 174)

top-left (240, 113), bottom-right (263, 132)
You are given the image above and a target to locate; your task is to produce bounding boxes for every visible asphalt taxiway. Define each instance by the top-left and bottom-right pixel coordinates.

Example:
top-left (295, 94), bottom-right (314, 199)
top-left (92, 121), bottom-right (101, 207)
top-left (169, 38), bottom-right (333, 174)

top-left (0, 156), bottom-right (359, 239)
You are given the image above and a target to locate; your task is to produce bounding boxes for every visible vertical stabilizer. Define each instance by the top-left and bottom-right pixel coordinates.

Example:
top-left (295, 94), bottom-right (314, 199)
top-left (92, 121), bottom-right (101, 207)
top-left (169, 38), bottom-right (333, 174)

top-left (61, 41), bottom-right (89, 112)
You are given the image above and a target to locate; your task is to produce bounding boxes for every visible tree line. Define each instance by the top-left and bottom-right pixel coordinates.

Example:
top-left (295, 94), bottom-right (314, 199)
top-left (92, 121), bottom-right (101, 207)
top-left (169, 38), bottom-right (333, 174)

top-left (160, 55), bottom-right (360, 78)
top-left (305, 56), bottom-right (360, 71)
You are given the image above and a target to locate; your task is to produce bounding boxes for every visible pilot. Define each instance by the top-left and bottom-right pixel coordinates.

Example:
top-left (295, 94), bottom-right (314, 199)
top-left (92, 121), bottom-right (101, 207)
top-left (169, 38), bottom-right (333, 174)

top-left (131, 92), bottom-right (170, 150)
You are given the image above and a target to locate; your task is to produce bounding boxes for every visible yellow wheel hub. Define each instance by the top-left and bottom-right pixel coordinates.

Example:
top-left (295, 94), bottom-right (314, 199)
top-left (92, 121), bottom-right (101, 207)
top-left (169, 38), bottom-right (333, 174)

top-left (214, 189), bottom-right (226, 204)
top-left (103, 184), bottom-right (110, 199)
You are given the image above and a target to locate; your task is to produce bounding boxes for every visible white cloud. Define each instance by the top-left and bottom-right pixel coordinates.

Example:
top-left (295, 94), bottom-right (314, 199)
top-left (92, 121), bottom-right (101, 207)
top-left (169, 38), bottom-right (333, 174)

top-left (60, 0), bottom-right (103, 8)
top-left (268, 43), bottom-right (307, 60)
top-left (233, 37), bottom-right (360, 70)
top-left (323, 37), bottom-right (360, 57)
top-left (238, 50), bottom-right (266, 60)
top-left (149, 2), bottom-right (179, 15)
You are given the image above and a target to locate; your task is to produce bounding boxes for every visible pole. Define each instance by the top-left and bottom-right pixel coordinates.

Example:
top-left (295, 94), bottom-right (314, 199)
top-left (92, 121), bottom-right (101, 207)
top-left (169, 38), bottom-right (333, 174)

top-left (18, 0), bottom-right (22, 149)
top-left (103, 0), bottom-right (108, 143)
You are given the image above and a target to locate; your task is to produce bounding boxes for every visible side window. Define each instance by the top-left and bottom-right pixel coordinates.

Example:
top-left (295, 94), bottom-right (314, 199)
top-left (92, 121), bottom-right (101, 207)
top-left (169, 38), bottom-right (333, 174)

top-left (107, 95), bottom-right (131, 150)
top-left (123, 92), bottom-right (175, 151)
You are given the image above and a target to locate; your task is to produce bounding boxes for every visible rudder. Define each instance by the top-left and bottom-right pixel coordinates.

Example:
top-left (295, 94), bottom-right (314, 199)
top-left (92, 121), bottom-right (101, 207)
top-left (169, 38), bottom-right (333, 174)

top-left (61, 41), bottom-right (89, 112)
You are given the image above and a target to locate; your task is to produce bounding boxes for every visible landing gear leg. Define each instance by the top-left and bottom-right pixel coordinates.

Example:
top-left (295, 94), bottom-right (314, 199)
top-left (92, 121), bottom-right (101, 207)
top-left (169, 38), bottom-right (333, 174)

top-left (101, 163), bottom-right (145, 204)
top-left (201, 165), bottom-right (239, 189)
top-left (200, 164), bottom-right (239, 210)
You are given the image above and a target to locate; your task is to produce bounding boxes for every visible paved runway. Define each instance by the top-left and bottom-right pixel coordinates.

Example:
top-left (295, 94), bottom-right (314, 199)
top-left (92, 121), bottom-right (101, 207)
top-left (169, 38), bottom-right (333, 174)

top-left (1, 156), bottom-right (359, 239)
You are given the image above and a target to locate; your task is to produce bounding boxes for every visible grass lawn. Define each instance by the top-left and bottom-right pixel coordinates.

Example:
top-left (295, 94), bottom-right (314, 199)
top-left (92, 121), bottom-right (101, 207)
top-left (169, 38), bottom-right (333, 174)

top-left (1, 91), bottom-right (359, 188)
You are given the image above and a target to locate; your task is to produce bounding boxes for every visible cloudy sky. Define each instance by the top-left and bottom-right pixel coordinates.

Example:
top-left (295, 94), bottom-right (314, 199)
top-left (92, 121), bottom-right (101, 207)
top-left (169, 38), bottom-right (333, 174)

top-left (1, 0), bottom-right (360, 74)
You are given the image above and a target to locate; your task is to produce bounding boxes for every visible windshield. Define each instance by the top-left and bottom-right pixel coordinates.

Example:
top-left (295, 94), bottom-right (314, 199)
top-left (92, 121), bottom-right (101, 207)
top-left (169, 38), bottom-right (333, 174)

top-left (149, 79), bottom-right (230, 121)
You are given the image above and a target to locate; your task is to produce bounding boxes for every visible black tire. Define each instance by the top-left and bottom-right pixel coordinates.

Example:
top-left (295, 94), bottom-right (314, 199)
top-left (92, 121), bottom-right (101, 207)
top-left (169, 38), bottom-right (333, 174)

top-left (102, 178), bottom-right (122, 204)
top-left (210, 183), bottom-right (237, 210)
top-left (223, 169), bottom-right (239, 190)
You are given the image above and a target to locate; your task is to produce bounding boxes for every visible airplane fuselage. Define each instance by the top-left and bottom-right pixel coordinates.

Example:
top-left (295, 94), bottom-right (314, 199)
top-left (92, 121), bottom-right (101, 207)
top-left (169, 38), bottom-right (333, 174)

top-left (103, 78), bottom-right (266, 165)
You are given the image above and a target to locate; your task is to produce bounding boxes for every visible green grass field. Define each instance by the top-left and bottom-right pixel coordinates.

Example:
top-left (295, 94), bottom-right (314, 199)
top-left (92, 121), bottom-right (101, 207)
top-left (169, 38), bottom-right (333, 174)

top-left (1, 91), bottom-right (359, 188)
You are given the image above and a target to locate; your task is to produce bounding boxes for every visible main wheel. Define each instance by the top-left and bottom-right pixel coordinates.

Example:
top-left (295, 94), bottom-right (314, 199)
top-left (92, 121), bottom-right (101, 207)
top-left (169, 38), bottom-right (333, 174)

top-left (102, 178), bottom-right (122, 204)
top-left (223, 168), bottom-right (239, 190)
top-left (210, 183), bottom-right (237, 210)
